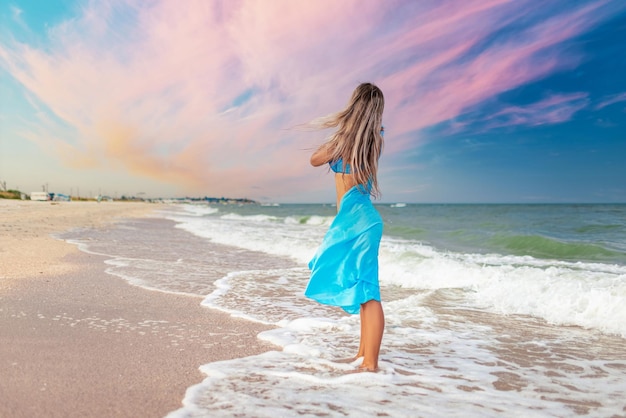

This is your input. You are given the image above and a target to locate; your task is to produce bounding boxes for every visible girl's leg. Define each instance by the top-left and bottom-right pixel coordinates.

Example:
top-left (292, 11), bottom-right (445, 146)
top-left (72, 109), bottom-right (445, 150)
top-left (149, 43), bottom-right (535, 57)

top-left (337, 307), bottom-right (365, 363)
top-left (356, 306), bottom-right (365, 358)
top-left (359, 300), bottom-right (385, 371)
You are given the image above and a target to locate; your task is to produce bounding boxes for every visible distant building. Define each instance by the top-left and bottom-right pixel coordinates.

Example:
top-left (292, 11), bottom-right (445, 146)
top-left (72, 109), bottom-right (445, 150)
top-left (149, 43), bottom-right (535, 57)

top-left (30, 192), bottom-right (50, 201)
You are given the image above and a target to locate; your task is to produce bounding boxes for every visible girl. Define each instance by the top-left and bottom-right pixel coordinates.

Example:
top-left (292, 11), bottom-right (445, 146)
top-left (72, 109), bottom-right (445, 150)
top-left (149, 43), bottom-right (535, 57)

top-left (306, 82), bottom-right (385, 372)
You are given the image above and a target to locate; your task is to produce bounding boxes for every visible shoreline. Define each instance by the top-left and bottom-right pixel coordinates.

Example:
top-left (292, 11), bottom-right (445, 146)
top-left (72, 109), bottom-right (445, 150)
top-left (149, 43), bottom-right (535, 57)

top-left (0, 200), bottom-right (156, 283)
top-left (0, 200), bottom-right (276, 417)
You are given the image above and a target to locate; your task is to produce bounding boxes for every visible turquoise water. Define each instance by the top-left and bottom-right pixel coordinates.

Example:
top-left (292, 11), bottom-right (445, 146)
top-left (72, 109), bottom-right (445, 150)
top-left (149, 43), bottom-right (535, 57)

top-left (219, 203), bottom-right (626, 265)
top-left (379, 203), bottom-right (626, 264)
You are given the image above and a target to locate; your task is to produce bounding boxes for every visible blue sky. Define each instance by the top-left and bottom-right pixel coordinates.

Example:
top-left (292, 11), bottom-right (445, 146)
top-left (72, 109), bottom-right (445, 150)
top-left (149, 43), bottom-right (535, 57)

top-left (1, 0), bottom-right (625, 203)
top-left (409, 14), bottom-right (626, 203)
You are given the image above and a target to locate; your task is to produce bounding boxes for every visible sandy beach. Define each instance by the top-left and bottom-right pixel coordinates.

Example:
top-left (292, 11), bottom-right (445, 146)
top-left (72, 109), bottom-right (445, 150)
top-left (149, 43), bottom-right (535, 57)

top-left (0, 200), bottom-right (275, 418)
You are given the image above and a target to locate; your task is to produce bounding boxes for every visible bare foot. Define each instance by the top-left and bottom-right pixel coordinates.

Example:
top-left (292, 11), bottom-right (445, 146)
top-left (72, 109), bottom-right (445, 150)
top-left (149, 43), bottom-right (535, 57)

top-left (334, 356), bottom-right (362, 364)
top-left (345, 365), bottom-right (379, 374)
top-left (357, 365), bottom-right (379, 373)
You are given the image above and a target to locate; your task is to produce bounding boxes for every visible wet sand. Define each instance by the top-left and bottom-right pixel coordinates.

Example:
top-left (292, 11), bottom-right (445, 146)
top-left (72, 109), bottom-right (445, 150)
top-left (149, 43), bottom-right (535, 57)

top-left (0, 200), bottom-right (275, 417)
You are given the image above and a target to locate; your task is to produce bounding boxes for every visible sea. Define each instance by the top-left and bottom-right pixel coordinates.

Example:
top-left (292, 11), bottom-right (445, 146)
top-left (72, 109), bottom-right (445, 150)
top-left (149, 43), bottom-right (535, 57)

top-left (60, 203), bottom-right (626, 417)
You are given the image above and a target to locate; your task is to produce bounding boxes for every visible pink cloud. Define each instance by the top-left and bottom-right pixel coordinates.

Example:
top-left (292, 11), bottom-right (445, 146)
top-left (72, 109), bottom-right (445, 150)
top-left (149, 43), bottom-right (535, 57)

top-left (482, 93), bottom-right (590, 129)
top-left (0, 0), bottom-right (621, 199)
top-left (595, 92), bottom-right (626, 109)
top-left (382, 1), bottom-right (613, 141)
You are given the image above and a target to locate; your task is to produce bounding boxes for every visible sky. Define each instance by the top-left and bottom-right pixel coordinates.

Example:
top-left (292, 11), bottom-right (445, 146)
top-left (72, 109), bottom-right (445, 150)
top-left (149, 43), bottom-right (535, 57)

top-left (0, 0), bottom-right (625, 203)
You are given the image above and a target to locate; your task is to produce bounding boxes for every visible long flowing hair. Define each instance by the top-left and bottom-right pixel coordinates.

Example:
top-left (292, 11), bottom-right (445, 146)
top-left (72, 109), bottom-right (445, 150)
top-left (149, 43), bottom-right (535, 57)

top-left (315, 83), bottom-right (385, 198)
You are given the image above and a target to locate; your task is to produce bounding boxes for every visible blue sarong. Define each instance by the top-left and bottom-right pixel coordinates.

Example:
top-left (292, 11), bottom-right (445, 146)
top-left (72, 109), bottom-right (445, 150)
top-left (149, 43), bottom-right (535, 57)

top-left (306, 186), bottom-right (383, 314)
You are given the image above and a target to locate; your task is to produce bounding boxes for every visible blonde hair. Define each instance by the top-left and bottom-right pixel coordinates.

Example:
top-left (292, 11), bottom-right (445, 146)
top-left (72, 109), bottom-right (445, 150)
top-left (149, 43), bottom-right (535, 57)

top-left (316, 83), bottom-right (385, 198)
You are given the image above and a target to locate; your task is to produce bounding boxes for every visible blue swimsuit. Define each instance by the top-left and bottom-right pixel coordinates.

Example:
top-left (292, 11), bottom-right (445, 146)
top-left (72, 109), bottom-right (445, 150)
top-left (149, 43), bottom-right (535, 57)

top-left (329, 158), bottom-right (372, 193)
top-left (330, 158), bottom-right (351, 174)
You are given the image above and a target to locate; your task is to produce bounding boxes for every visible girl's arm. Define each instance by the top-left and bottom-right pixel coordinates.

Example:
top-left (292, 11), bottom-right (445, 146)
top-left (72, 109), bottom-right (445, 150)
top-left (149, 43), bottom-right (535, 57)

top-left (310, 143), bottom-right (333, 167)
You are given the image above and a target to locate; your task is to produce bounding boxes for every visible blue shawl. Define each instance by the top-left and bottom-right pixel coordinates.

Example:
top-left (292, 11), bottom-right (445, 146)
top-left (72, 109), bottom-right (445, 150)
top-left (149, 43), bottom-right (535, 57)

top-left (306, 186), bottom-right (383, 314)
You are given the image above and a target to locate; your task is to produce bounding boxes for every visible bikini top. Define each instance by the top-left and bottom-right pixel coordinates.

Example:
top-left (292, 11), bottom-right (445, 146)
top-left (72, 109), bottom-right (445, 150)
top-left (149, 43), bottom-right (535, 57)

top-left (330, 158), bottom-right (351, 174)
top-left (329, 158), bottom-right (372, 193)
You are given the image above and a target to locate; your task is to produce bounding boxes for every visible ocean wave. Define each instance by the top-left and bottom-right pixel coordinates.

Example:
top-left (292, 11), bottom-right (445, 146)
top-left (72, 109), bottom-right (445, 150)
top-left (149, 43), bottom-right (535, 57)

top-left (220, 213), bottom-right (279, 222)
top-left (170, 203), bottom-right (626, 337)
top-left (284, 215), bottom-right (334, 226)
top-left (489, 234), bottom-right (622, 262)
